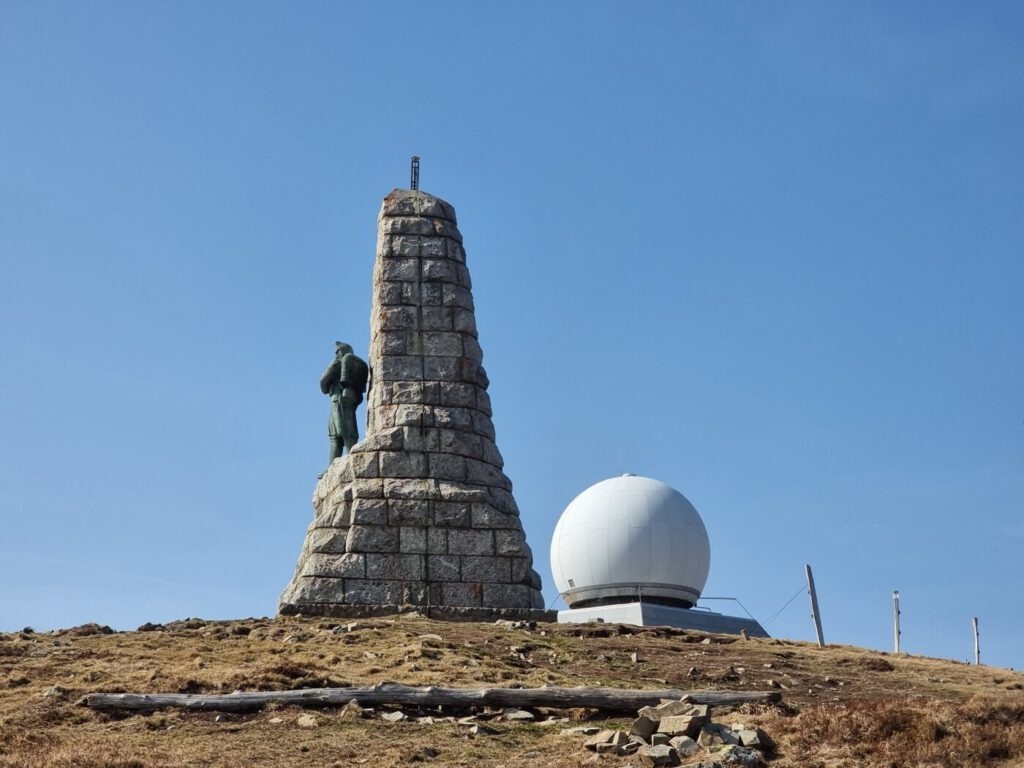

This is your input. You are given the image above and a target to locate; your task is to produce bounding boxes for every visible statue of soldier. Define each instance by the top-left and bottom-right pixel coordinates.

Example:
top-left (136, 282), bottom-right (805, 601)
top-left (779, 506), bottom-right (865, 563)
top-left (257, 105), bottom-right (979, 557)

top-left (320, 341), bottom-right (369, 475)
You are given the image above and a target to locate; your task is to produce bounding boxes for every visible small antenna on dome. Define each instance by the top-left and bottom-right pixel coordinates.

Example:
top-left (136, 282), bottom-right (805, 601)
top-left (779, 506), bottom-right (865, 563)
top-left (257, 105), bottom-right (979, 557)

top-left (410, 156), bottom-right (420, 191)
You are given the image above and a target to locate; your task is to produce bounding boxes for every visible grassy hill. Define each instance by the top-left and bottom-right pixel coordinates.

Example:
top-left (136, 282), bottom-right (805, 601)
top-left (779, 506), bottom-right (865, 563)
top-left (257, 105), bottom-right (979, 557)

top-left (2, 615), bottom-right (1022, 767)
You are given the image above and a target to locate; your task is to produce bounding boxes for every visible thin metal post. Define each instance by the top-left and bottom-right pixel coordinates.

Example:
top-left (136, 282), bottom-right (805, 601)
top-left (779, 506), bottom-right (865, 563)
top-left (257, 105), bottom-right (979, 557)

top-left (973, 617), bottom-right (980, 665)
top-left (893, 590), bottom-right (901, 654)
top-left (805, 564), bottom-right (824, 647)
top-left (410, 156), bottom-right (420, 190)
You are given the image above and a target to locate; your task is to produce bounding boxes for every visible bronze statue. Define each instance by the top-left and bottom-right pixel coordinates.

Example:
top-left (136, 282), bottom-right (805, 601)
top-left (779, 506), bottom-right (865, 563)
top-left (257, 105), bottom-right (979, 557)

top-left (320, 341), bottom-right (368, 474)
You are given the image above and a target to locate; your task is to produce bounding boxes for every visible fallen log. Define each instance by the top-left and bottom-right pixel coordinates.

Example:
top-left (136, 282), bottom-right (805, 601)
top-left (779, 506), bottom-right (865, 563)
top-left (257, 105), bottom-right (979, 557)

top-left (81, 682), bottom-right (780, 714)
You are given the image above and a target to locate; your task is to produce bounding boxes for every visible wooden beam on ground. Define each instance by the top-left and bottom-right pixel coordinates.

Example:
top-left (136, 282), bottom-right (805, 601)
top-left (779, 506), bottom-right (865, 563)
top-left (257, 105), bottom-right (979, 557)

top-left (81, 683), bottom-right (781, 714)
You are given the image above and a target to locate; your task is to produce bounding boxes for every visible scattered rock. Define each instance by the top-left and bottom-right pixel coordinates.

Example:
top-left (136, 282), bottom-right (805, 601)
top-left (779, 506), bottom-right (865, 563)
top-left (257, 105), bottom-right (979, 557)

top-left (638, 699), bottom-right (693, 721)
top-left (563, 726), bottom-right (600, 736)
top-left (42, 685), bottom-right (67, 699)
top-left (718, 745), bottom-right (762, 766)
top-left (469, 724), bottom-right (499, 737)
top-left (640, 743), bottom-right (678, 766)
top-left (537, 716), bottom-right (568, 727)
top-left (268, 717), bottom-right (283, 724)
top-left (699, 723), bottom-right (740, 747)
top-left (296, 714), bottom-right (319, 728)
top-left (659, 714), bottom-right (705, 738)
top-left (501, 707), bottom-right (534, 721)
top-left (630, 714), bottom-right (658, 740)
top-left (584, 729), bottom-right (628, 751)
top-left (67, 623), bottom-right (114, 637)
top-left (669, 735), bottom-right (699, 757)
top-left (630, 652), bottom-right (640, 664)
top-left (137, 622), bottom-right (165, 632)
top-left (381, 711), bottom-right (406, 722)
top-left (737, 727), bottom-right (773, 751)
top-left (651, 732), bottom-right (670, 746)
top-left (339, 700), bottom-right (364, 720)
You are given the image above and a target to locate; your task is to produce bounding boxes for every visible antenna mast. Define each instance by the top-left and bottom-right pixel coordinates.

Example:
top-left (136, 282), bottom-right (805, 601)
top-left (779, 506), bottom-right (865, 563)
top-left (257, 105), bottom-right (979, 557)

top-left (410, 156), bottom-right (420, 191)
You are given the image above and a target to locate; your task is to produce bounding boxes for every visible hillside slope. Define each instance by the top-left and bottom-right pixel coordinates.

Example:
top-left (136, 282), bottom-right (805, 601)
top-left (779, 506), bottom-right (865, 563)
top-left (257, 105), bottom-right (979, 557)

top-left (2, 616), bottom-right (1022, 767)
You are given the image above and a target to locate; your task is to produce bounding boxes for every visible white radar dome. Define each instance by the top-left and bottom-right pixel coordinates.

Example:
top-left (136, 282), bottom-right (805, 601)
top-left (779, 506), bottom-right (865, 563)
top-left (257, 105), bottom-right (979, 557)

top-left (550, 474), bottom-right (711, 609)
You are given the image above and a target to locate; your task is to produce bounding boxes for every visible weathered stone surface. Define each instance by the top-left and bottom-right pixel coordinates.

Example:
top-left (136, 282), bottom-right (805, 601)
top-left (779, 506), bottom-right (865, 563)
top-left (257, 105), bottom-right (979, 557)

top-left (442, 582), bottom-right (482, 606)
top-left (737, 727), bottom-right (773, 750)
top-left (344, 579), bottom-right (403, 605)
top-left (699, 723), bottom-right (740, 747)
top-left (351, 498), bottom-right (388, 525)
top-left (461, 556), bottom-right (511, 583)
top-left (448, 529), bottom-right (494, 555)
top-left (668, 735), bottom-right (699, 757)
top-left (303, 553), bottom-right (366, 579)
top-left (366, 553), bottom-right (422, 580)
top-left (432, 501), bottom-right (471, 527)
top-left (472, 507), bottom-right (519, 529)
top-left (584, 730), bottom-right (619, 750)
top-left (346, 525), bottom-right (399, 553)
top-left (387, 500), bottom-right (430, 526)
top-left (495, 529), bottom-right (529, 555)
top-left (399, 526), bottom-right (427, 554)
top-left (427, 555), bottom-right (460, 581)
top-left (639, 744), bottom-right (678, 766)
top-left (482, 583), bottom-right (534, 608)
top-left (428, 453), bottom-right (467, 481)
top-left (659, 714), bottom-right (707, 738)
top-left (279, 189), bottom-right (546, 619)
top-left (308, 529), bottom-right (348, 554)
top-left (638, 700), bottom-right (692, 722)
top-left (383, 478), bottom-right (433, 500)
top-left (630, 715), bottom-right (658, 741)
top-left (717, 745), bottom-right (762, 766)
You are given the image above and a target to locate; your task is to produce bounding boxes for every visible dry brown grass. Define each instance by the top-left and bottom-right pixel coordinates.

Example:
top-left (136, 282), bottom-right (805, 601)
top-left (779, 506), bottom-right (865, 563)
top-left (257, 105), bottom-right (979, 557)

top-left (1, 616), bottom-right (1022, 767)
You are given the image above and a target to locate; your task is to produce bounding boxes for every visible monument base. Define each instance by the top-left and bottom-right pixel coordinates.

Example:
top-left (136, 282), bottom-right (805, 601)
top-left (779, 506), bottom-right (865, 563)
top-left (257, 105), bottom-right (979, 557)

top-left (279, 601), bottom-right (557, 623)
top-left (557, 602), bottom-right (769, 637)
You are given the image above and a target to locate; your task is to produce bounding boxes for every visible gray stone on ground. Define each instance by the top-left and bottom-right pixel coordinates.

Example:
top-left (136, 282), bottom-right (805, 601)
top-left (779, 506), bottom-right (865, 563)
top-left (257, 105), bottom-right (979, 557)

top-left (630, 714), bottom-right (658, 740)
top-left (718, 745), bottom-right (763, 766)
top-left (638, 698), bottom-right (695, 721)
top-left (737, 727), bottom-right (773, 750)
top-left (699, 722), bottom-right (741, 747)
top-left (659, 712), bottom-right (707, 738)
top-left (640, 743), bottom-right (679, 766)
top-left (669, 735), bottom-right (699, 757)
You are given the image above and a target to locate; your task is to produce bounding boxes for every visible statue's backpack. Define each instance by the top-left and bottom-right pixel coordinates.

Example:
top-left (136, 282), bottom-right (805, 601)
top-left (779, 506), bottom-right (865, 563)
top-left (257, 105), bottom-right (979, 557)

top-left (341, 353), bottom-right (369, 403)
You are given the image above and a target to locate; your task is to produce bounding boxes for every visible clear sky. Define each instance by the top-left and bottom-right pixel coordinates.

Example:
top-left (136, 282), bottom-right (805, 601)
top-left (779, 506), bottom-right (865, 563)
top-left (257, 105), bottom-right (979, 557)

top-left (2, 2), bottom-right (1022, 669)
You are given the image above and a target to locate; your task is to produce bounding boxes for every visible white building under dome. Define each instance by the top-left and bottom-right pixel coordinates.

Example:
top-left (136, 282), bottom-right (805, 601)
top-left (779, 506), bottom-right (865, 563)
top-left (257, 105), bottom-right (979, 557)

top-left (550, 474), bottom-right (768, 637)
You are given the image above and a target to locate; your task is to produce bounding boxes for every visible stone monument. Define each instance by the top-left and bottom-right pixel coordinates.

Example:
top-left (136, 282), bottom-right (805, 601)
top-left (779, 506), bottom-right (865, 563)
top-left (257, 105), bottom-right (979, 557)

top-left (279, 186), bottom-right (550, 620)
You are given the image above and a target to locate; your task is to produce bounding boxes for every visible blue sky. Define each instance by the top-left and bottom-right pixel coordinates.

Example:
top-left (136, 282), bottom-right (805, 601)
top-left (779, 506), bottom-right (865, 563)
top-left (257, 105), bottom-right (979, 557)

top-left (1, 2), bottom-right (1022, 669)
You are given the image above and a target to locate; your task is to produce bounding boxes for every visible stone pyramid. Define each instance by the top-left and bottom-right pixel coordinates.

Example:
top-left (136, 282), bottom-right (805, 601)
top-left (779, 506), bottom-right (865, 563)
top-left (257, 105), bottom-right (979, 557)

top-left (279, 188), bottom-right (550, 620)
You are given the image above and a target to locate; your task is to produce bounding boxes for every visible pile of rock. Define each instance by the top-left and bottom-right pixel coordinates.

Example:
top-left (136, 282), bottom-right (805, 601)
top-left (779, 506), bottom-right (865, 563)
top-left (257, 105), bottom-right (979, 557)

top-left (582, 698), bottom-right (773, 767)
